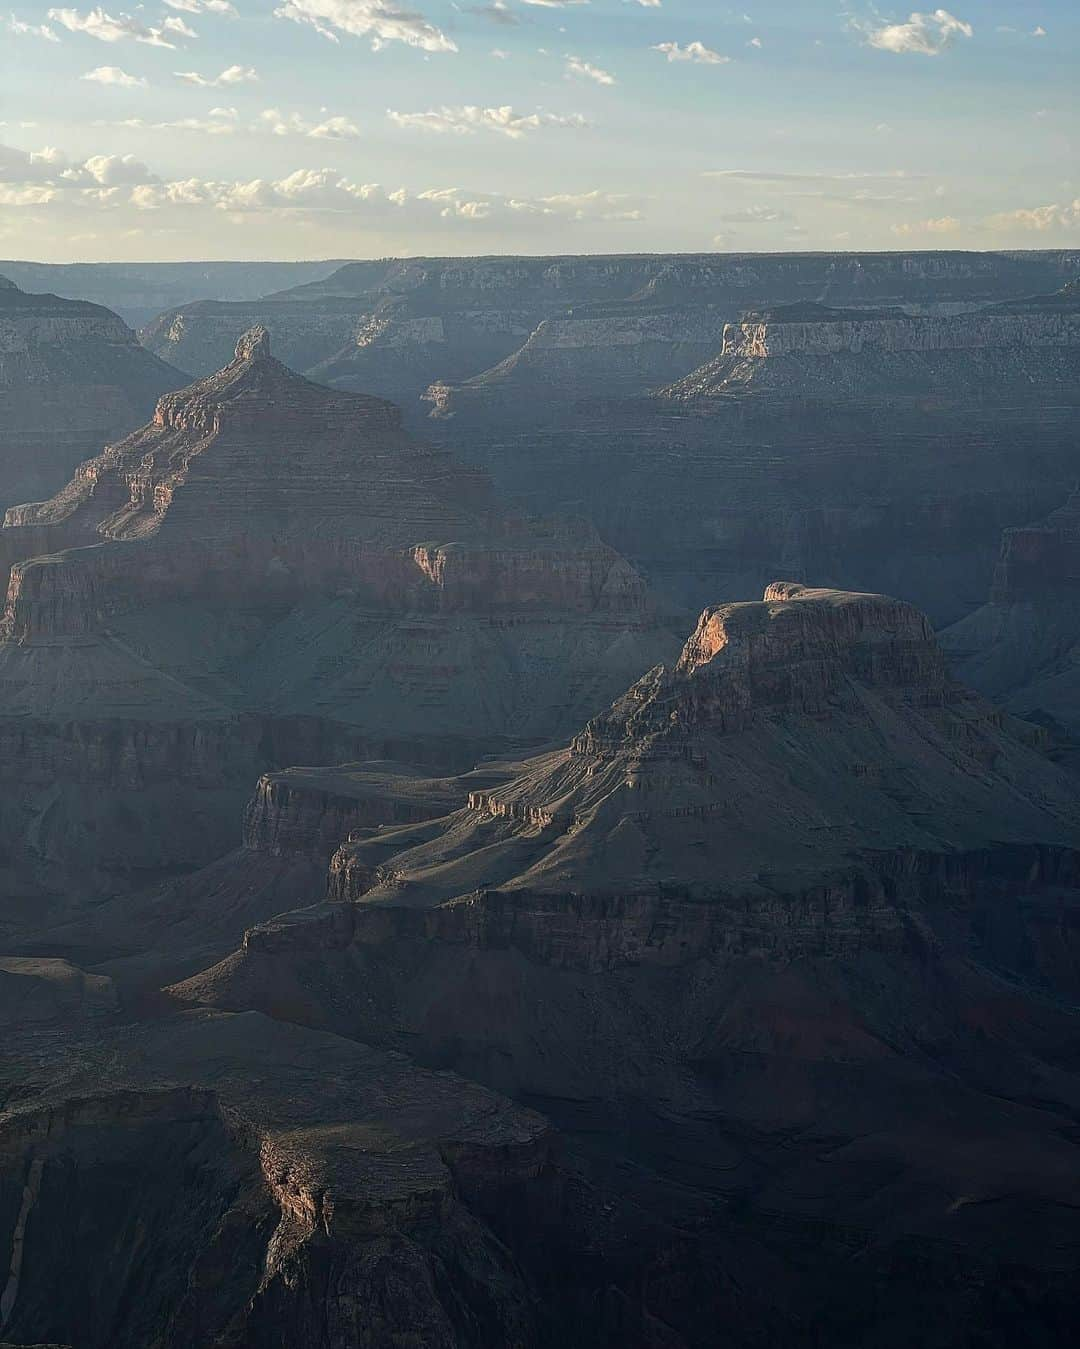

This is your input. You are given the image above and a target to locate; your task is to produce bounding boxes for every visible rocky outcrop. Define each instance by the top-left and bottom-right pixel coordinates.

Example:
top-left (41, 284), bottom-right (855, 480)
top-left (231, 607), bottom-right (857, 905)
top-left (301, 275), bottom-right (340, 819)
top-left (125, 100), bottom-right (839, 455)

top-left (0, 329), bottom-right (676, 907)
top-left (660, 297), bottom-right (1080, 402)
top-left (160, 585), bottom-right (1080, 1344)
top-left (0, 1009), bottom-right (559, 1349)
top-left (0, 276), bottom-right (183, 510)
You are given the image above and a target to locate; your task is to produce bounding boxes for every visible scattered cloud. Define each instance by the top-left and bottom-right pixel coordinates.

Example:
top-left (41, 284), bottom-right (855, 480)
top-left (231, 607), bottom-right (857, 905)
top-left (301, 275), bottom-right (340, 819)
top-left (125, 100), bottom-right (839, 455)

top-left (175, 64), bottom-right (258, 85)
top-left (1032, 26), bottom-right (1047, 38)
top-left (259, 108), bottom-right (361, 138)
top-left (273, 0), bottom-right (457, 52)
top-left (985, 201), bottom-right (1080, 232)
top-left (8, 14), bottom-right (59, 38)
top-left (387, 104), bottom-right (586, 138)
top-left (47, 6), bottom-right (196, 45)
top-left (0, 140), bottom-right (642, 233)
top-left (890, 215), bottom-right (960, 235)
top-left (853, 9), bottom-right (973, 56)
top-left (652, 41), bottom-right (729, 64)
top-left (565, 54), bottom-right (614, 84)
top-left (520, 0), bottom-right (589, 7)
top-left (95, 107), bottom-right (240, 133)
top-left (164, 0), bottom-right (235, 12)
top-left (81, 63), bottom-right (147, 85)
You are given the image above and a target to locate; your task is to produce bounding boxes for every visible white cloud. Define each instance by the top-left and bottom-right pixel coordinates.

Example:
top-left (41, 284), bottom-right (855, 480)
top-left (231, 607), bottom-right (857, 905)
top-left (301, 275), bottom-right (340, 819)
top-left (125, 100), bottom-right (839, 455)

top-left (1032, 26), bottom-right (1047, 38)
top-left (521, 0), bottom-right (589, 6)
top-left (985, 201), bottom-right (1080, 232)
top-left (387, 105), bottom-right (586, 138)
top-left (164, 0), bottom-right (236, 12)
top-left (162, 14), bottom-right (197, 36)
top-left (8, 14), bottom-right (59, 38)
top-left (565, 54), bottom-right (614, 84)
top-left (273, 0), bottom-right (457, 52)
top-left (890, 215), bottom-right (960, 235)
top-left (76, 152), bottom-right (157, 185)
top-left (855, 9), bottom-right (973, 56)
top-left (81, 63), bottom-right (147, 85)
top-left (47, 6), bottom-right (195, 45)
top-left (747, 36), bottom-right (761, 47)
top-left (652, 41), bottom-right (729, 64)
top-left (259, 108), bottom-right (361, 138)
top-left (705, 168), bottom-right (916, 184)
top-left (0, 136), bottom-right (644, 234)
top-left (175, 63), bottom-right (258, 85)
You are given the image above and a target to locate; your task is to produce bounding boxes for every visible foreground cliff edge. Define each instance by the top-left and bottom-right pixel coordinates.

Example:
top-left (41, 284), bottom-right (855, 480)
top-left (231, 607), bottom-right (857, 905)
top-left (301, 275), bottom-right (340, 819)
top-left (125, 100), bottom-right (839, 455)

top-left (4, 583), bottom-right (1077, 1346)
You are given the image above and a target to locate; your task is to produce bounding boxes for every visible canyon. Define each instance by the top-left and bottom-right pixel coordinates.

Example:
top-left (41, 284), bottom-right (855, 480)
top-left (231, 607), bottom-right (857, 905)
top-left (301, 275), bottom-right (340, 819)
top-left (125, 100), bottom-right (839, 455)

top-left (2, 252), bottom-right (1080, 1346)
top-left (0, 323), bottom-right (675, 911)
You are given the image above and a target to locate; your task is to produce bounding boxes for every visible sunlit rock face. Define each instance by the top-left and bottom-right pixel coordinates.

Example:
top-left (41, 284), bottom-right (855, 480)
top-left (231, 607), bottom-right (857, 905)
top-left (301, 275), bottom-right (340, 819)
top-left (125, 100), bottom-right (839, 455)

top-left (0, 275), bottom-right (184, 511)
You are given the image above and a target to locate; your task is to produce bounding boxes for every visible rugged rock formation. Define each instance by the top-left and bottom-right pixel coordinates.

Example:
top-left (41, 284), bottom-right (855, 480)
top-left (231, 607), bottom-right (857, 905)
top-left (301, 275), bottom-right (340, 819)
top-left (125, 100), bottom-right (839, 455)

top-left (142, 251), bottom-right (1080, 409)
top-left (660, 297), bottom-right (1080, 402)
top-left (424, 309), bottom-right (727, 428)
top-left (427, 285), bottom-right (1080, 625)
top-left (0, 329), bottom-right (675, 908)
top-left (160, 584), bottom-right (1080, 1343)
top-left (943, 489), bottom-right (1080, 738)
top-left (0, 276), bottom-right (183, 510)
top-left (0, 1004), bottom-right (561, 1349)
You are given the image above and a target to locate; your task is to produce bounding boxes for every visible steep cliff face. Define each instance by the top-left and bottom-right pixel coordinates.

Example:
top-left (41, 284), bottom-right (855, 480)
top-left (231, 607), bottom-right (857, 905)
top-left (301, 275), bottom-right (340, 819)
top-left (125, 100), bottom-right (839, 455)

top-left (426, 286), bottom-right (1080, 625)
top-left (424, 310), bottom-right (727, 426)
top-left (943, 491), bottom-right (1080, 735)
top-left (142, 250), bottom-right (1080, 406)
top-left (661, 298), bottom-right (1080, 401)
top-left (0, 1009), bottom-right (560, 1349)
top-left (0, 277), bottom-right (184, 510)
top-left (0, 329), bottom-right (677, 907)
top-left (161, 586), bottom-right (1080, 1344)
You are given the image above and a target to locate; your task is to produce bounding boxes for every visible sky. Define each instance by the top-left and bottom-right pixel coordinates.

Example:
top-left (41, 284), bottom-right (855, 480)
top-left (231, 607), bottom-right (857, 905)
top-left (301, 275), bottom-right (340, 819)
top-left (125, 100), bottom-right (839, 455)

top-left (0, 0), bottom-right (1077, 260)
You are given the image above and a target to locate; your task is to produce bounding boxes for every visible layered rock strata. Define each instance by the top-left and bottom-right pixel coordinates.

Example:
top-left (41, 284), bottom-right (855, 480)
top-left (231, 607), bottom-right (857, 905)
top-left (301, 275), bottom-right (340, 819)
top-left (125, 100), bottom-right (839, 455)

top-left (163, 585), bottom-right (1080, 1342)
top-left (0, 328), bottom-right (675, 906)
top-left (143, 251), bottom-right (1080, 415)
top-left (0, 275), bottom-right (183, 510)
top-left (427, 286), bottom-right (1080, 624)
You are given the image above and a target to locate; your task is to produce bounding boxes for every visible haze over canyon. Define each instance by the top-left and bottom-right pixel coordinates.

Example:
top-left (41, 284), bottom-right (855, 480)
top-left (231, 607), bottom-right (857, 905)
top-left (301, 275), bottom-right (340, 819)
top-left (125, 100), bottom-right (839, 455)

top-left (0, 245), bottom-right (1079, 1348)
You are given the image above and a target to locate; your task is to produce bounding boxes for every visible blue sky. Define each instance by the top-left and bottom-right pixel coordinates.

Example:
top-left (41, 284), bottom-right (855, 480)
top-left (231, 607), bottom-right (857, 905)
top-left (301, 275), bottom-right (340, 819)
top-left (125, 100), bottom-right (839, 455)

top-left (1, 0), bottom-right (1076, 260)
